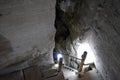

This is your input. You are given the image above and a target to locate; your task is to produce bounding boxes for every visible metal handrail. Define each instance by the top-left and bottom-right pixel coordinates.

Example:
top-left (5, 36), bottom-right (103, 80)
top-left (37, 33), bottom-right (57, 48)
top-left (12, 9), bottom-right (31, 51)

top-left (63, 53), bottom-right (82, 61)
top-left (63, 53), bottom-right (82, 69)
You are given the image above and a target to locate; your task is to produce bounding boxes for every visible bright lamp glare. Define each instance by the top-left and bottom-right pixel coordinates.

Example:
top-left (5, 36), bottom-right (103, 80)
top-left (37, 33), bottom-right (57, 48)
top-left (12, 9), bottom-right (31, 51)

top-left (77, 42), bottom-right (95, 63)
top-left (57, 54), bottom-right (63, 61)
top-left (54, 64), bottom-right (59, 67)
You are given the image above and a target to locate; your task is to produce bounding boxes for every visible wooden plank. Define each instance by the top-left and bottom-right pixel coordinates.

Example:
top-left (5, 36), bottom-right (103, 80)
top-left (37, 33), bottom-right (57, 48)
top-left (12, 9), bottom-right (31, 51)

top-left (57, 71), bottom-right (65, 80)
top-left (0, 70), bottom-right (24, 80)
top-left (44, 71), bottom-right (65, 80)
top-left (23, 67), bottom-right (43, 80)
top-left (42, 69), bottom-right (58, 78)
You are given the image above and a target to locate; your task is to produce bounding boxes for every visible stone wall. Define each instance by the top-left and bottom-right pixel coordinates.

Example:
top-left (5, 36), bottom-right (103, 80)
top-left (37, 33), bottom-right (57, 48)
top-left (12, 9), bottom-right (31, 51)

top-left (55, 0), bottom-right (120, 80)
top-left (77, 0), bottom-right (120, 80)
top-left (0, 0), bottom-right (56, 75)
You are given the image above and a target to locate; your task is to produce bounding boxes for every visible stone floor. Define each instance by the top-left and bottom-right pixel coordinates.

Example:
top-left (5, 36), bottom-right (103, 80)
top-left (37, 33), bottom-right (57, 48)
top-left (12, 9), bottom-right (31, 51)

top-left (0, 65), bottom-right (104, 80)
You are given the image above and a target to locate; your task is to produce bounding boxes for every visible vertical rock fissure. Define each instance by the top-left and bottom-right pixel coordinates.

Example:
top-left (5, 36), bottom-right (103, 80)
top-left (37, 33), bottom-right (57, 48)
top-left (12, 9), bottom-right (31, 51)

top-left (54, 0), bottom-right (84, 54)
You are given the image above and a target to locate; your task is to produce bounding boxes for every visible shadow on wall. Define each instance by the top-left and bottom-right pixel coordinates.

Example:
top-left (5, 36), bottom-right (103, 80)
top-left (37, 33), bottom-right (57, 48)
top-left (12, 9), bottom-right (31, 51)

top-left (0, 34), bottom-right (13, 56)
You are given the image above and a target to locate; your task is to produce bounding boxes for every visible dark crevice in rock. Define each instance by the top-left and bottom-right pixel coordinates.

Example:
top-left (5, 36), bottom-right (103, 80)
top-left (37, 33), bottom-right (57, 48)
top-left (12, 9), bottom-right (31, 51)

top-left (54, 0), bottom-right (84, 53)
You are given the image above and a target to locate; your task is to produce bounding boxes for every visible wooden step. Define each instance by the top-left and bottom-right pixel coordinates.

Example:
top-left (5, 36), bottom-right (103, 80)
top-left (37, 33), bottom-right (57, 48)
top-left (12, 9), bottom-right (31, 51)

top-left (23, 67), bottom-right (43, 80)
top-left (0, 70), bottom-right (24, 80)
top-left (43, 69), bottom-right (65, 80)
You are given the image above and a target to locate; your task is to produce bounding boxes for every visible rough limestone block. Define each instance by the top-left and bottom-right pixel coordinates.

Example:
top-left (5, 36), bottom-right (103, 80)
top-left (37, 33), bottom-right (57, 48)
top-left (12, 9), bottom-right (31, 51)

top-left (0, 0), bottom-right (56, 75)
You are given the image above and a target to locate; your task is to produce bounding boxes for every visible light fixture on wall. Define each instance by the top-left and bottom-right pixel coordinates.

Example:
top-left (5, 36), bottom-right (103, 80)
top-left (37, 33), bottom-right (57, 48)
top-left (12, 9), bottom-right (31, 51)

top-left (57, 54), bottom-right (63, 61)
top-left (54, 54), bottom-right (63, 69)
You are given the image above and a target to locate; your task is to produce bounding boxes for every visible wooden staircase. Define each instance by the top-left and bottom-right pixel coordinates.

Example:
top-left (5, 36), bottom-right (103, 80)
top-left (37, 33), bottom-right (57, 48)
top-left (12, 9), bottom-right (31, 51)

top-left (0, 66), bottom-right (65, 80)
